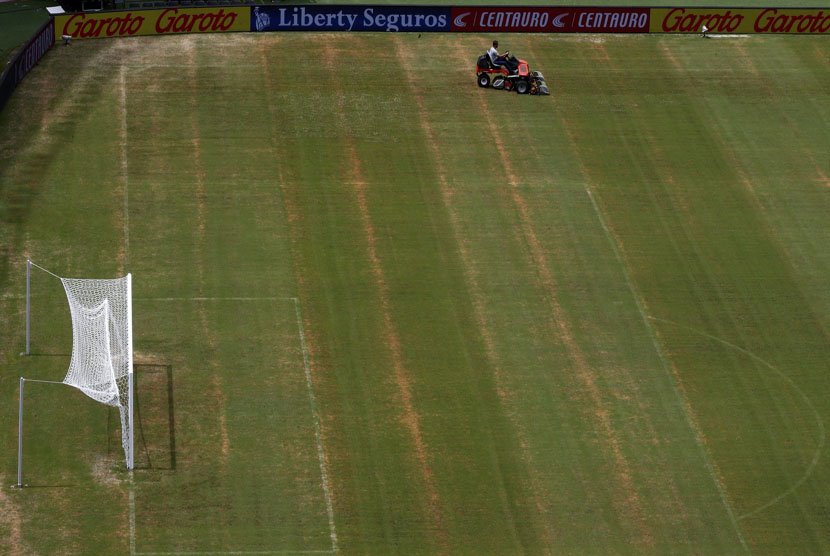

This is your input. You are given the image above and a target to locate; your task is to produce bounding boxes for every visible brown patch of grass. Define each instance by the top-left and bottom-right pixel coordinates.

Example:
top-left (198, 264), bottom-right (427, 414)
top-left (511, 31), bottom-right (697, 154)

top-left (0, 473), bottom-right (27, 555)
top-left (183, 37), bottom-right (229, 463)
top-left (733, 44), bottom-right (827, 189)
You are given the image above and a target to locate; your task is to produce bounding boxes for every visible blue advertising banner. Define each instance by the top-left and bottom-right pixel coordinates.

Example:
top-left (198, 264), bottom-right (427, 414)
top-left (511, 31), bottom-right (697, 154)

top-left (251, 5), bottom-right (450, 32)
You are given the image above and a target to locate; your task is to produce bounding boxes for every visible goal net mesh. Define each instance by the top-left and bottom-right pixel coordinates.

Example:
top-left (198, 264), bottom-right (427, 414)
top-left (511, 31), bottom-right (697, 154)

top-left (61, 276), bottom-right (133, 467)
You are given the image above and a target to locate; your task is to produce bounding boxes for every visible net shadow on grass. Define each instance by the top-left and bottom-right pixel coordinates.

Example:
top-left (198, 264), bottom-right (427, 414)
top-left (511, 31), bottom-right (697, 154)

top-left (128, 363), bottom-right (176, 472)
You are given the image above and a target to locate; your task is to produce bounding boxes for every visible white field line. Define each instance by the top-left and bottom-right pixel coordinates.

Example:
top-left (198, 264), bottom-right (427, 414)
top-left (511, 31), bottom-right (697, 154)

top-left (584, 185), bottom-right (751, 554)
top-left (130, 473), bottom-right (137, 556)
top-left (136, 297), bottom-right (284, 302)
top-left (291, 297), bottom-right (339, 553)
top-left (130, 532), bottom-right (334, 556)
top-left (129, 297), bottom-right (337, 555)
top-left (120, 65), bottom-right (130, 269)
top-left (5, 295), bottom-right (286, 303)
top-left (137, 551), bottom-right (333, 555)
top-left (649, 316), bottom-right (826, 520)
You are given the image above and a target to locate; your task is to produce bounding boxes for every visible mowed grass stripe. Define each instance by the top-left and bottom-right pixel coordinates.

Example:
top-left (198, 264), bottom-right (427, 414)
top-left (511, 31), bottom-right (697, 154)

top-left (257, 35), bottom-right (452, 554)
top-left (270, 34), bottom-right (544, 551)
top-left (321, 36), bottom-right (451, 551)
top-left (332, 35), bottom-right (551, 554)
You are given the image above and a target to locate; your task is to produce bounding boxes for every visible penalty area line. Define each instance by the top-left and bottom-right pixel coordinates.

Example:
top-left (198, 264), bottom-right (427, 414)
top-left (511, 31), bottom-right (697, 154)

top-left (129, 297), bottom-right (337, 555)
top-left (135, 297), bottom-right (287, 302)
top-left (136, 551), bottom-right (335, 555)
top-left (291, 297), bottom-right (339, 554)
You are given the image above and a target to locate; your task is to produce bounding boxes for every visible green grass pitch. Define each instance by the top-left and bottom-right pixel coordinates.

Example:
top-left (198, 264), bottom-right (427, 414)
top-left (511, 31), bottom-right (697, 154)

top-left (1, 31), bottom-right (829, 555)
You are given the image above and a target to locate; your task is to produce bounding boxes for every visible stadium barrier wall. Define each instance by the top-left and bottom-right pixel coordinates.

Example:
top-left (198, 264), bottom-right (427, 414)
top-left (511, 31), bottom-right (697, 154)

top-left (251, 5), bottom-right (830, 35)
top-left (17, 4), bottom-right (830, 51)
top-left (50, 5), bottom-right (830, 38)
top-left (0, 19), bottom-right (55, 114)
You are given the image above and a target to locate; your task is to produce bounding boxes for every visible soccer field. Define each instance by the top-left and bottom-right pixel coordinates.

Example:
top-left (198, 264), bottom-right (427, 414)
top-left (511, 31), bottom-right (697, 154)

top-left (1, 31), bottom-right (829, 555)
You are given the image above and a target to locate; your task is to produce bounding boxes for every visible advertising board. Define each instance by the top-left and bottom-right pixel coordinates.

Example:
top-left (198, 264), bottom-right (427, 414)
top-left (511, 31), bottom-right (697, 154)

top-left (449, 7), bottom-right (650, 33)
top-left (652, 8), bottom-right (830, 34)
top-left (55, 7), bottom-right (249, 39)
top-left (0, 19), bottom-right (55, 113)
top-left (251, 5), bottom-right (450, 32)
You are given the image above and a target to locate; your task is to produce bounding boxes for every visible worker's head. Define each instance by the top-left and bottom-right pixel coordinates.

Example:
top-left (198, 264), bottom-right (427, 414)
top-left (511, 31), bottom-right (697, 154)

top-left (493, 40), bottom-right (499, 48)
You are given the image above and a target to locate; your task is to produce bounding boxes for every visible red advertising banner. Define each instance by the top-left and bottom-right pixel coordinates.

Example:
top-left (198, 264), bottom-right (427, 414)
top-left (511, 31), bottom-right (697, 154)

top-left (450, 6), bottom-right (649, 33)
top-left (652, 8), bottom-right (830, 34)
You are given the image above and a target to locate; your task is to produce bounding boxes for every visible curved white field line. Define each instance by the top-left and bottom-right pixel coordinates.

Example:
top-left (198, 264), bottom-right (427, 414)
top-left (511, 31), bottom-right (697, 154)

top-left (649, 316), bottom-right (826, 521)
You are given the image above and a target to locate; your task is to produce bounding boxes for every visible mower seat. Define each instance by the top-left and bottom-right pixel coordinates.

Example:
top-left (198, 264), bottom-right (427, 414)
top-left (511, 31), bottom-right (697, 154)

top-left (477, 53), bottom-right (494, 70)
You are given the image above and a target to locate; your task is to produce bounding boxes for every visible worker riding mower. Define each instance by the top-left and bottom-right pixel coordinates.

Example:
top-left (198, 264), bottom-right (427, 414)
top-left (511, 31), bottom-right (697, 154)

top-left (476, 52), bottom-right (549, 95)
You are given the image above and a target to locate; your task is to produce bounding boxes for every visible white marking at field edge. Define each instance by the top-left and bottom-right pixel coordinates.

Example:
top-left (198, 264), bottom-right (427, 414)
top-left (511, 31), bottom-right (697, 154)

top-left (136, 297), bottom-right (284, 302)
top-left (120, 66), bottom-right (130, 269)
top-left (584, 185), bottom-right (751, 554)
top-left (129, 297), bottom-right (337, 555)
top-left (129, 473), bottom-right (137, 556)
top-left (649, 316), bottom-right (826, 521)
top-left (138, 550), bottom-right (333, 556)
top-left (292, 297), bottom-right (339, 553)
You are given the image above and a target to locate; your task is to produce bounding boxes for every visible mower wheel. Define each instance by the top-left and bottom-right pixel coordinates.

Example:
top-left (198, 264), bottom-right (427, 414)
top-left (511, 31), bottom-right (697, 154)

top-left (516, 79), bottom-right (530, 94)
top-left (477, 73), bottom-right (491, 88)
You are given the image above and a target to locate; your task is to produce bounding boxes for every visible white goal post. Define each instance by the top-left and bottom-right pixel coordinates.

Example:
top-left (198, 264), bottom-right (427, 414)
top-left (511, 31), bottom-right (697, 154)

top-left (17, 260), bottom-right (134, 486)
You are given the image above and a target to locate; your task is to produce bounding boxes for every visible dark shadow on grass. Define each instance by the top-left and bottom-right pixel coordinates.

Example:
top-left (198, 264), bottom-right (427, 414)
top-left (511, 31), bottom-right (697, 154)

top-left (0, 41), bottom-right (118, 291)
top-left (130, 363), bottom-right (176, 472)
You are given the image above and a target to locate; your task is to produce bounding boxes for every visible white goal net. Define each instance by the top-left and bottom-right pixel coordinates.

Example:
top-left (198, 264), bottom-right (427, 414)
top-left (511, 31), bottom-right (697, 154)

top-left (61, 275), bottom-right (134, 469)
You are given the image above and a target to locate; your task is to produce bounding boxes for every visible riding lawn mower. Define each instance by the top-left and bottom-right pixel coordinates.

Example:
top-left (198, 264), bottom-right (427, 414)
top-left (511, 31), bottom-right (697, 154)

top-left (476, 52), bottom-right (550, 95)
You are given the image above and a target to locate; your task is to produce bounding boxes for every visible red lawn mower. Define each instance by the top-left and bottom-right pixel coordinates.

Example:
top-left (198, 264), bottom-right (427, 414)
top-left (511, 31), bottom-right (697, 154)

top-left (476, 52), bottom-right (550, 95)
